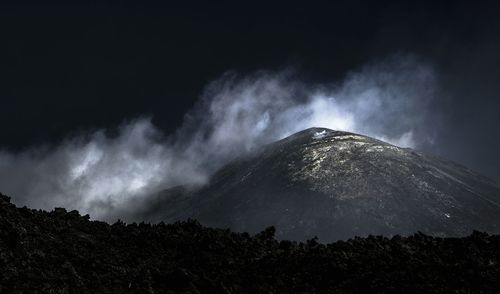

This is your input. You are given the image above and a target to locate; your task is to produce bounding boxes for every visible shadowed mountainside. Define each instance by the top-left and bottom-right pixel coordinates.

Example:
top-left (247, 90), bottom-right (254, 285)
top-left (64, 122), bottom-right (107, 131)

top-left (140, 128), bottom-right (500, 242)
top-left (1, 193), bottom-right (500, 293)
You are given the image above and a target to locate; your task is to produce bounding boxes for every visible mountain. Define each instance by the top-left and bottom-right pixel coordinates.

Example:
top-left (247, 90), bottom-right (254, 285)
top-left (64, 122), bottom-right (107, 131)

top-left (140, 128), bottom-right (500, 242)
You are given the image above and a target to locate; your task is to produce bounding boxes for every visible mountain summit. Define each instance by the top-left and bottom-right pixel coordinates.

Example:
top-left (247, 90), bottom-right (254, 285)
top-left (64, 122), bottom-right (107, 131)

top-left (142, 128), bottom-right (500, 241)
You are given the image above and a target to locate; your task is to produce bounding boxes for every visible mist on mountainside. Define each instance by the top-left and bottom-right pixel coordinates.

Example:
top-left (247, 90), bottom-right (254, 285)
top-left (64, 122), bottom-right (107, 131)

top-left (0, 55), bottom-right (443, 220)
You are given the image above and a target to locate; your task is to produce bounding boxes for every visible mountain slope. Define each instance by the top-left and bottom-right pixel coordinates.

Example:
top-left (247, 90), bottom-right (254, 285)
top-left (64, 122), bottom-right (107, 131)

top-left (143, 128), bottom-right (500, 242)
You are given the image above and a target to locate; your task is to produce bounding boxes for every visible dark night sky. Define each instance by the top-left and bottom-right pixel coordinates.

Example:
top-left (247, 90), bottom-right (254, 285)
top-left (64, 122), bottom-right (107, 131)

top-left (1, 1), bottom-right (500, 180)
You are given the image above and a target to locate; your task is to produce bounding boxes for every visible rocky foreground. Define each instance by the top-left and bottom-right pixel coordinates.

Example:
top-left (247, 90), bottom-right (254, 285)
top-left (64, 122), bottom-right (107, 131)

top-left (1, 193), bottom-right (499, 293)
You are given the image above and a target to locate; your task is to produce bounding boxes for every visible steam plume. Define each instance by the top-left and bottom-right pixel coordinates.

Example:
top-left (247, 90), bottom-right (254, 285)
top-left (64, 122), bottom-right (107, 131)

top-left (0, 55), bottom-right (440, 220)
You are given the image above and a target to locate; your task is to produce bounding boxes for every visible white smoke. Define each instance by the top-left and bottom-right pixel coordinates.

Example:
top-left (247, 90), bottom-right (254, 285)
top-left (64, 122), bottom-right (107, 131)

top-left (0, 55), bottom-right (439, 219)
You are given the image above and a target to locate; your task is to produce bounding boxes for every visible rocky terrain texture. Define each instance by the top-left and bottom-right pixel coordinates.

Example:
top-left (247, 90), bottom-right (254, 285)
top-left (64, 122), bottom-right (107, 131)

top-left (142, 128), bottom-right (500, 242)
top-left (1, 192), bottom-right (500, 293)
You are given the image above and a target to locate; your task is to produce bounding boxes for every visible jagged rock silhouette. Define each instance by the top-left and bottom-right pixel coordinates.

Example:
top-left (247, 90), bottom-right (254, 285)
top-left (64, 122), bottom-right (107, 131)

top-left (1, 193), bottom-right (500, 293)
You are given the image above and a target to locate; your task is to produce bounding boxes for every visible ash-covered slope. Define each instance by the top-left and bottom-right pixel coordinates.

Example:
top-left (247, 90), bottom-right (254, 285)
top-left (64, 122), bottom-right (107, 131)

top-left (143, 128), bottom-right (500, 242)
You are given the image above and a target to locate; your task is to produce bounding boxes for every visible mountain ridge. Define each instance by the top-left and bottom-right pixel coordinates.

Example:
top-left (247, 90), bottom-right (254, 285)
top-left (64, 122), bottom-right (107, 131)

top-left (139, 128), bottom-right (500, 242)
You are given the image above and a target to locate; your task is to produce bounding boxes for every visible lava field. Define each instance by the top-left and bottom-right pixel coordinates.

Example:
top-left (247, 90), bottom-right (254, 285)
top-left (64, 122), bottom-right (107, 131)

top-left (1, 193), bottom-right (499, 293)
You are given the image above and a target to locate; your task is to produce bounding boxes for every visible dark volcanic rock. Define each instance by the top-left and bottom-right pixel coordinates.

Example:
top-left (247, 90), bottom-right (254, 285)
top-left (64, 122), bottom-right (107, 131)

top-left (144, 128), bottom-right (500, 242)
top-left (1, 192), bottom-right (500, 293)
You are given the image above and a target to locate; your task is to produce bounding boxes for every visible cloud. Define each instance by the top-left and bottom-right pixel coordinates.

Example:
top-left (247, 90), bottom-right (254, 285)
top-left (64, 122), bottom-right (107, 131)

top-left (0, 55), bottom-right (440, 220)
top-left (0, 120), bottom-right (208, 218)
